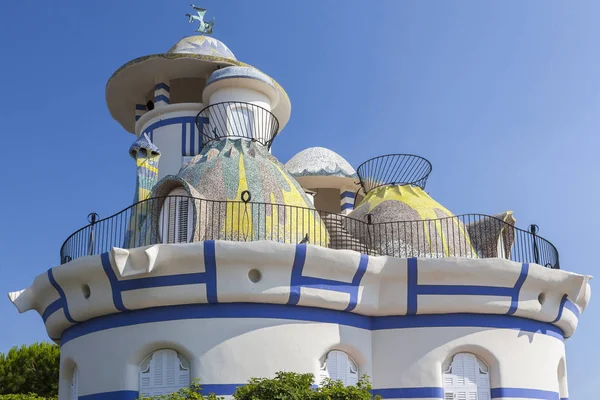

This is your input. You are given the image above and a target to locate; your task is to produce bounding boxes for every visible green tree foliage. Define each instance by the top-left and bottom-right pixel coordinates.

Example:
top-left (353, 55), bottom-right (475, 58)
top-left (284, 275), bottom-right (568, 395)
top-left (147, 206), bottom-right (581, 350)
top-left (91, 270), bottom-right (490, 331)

top-left (0, 395), bottom-right (57, 400)
top-left (140, 373), bottom-right (381, 400)
top-left (0, 343), bottom-right (60, 397)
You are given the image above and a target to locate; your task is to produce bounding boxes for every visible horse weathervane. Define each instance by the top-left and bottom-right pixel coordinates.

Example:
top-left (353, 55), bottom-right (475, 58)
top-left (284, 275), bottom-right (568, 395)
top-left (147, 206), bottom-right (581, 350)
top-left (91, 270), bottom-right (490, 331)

top-left (186, 5), bottom-right (215, 35)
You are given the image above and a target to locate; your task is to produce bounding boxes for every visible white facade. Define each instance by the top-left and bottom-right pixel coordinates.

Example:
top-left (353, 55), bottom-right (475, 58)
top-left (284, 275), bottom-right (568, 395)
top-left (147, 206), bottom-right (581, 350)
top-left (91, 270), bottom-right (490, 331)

top-left (10, 241), bottom-right (589, 400)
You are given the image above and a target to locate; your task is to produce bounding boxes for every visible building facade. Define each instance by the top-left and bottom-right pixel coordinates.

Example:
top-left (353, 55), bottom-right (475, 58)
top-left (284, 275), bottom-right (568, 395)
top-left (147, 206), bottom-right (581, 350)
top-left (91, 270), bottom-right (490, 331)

top-left (8, 26), bottom-right (590, 400)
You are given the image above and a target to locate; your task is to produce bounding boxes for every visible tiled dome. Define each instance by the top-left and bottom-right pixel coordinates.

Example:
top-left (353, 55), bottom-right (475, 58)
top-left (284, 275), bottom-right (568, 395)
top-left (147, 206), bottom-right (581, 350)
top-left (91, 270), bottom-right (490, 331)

top-left (167, 35), bottom-right (236, 60)
top-left (285, 147), bottom-right (357, 179)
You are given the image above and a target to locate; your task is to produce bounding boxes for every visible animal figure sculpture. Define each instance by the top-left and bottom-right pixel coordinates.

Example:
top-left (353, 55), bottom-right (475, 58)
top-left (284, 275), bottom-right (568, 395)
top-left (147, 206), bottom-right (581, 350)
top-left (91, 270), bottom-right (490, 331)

top-left (186, 5), bottom-right (215, 34)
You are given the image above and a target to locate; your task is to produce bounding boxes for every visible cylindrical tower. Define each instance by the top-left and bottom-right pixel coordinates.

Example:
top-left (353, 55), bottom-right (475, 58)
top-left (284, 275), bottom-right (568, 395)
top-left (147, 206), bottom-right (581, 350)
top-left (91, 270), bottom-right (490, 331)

top-left (106, 35), bottom-right (291, 179)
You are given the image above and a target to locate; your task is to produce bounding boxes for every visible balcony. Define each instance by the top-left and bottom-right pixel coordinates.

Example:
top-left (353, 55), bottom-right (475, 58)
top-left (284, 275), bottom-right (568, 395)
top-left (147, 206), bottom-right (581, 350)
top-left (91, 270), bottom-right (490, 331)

top-left (60, 196), bottom-right (560, 269)
top-left (196, 101), bottom-right (280, 149)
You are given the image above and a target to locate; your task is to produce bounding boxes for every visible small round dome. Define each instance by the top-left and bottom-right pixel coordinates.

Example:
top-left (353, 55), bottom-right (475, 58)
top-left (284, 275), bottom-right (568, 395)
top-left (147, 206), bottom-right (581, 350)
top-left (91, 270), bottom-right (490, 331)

top-left (167, 35), bottom-right (236, 60)
top-left (286, 147), bottom-right (357, 180)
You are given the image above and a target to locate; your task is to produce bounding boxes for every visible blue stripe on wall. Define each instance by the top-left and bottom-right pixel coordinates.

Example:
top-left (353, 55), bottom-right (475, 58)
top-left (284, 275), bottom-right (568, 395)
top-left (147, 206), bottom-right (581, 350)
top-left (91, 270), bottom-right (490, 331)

top-left (79, 390), bottom-right (139, 400)
top-left (77, 386), bottom-right (562, 400)
top-left (406, 258), bottom-right (531, 316)
top-left (341, 191), bottom-right (356, 198)
top-left (201, 383), bottom-right (244, 395)
top-left (154, 94), bottom-right (170, 104)
top-left (135, 104), bottom-right (147, 111)
top-left (60, 303), bottom-right (564, 345)
top-left (341, 202), bottom-right (354, 211)
top-left (189, 122), bottom-right (195, 156)
top-left (47, 269), bottom-right (77, 323)
top-left (101, 252), bottom-right (128, 312)
top-left (346, 253), bottom-right (369, 311)
top-left (564, 299), bottom-right (580, 318)
top-left (42, 299), bottom-right (62, 323)
top-left (119, 273), bottom-right (208, 291)
top-left (507, 263), bottom-right (529, 315)
top-left (372, 387), bottom-right (444, 398)
top-left (154, 82), bottom-right (170, 92)
top-left (287, 244), bottom-right (368, 310)
top-left (553, 295), bottom-right (568, 323)
top-left (491, 387), bottom-right (560, 399)
top-left (181, 120), bottom-right (187, 156)
top-left (204, 241), bottom-right (218, 303)
top-left (417, 285), bottom-right (513, 296)
top-left (407, 258), bottom-right (418, 315)
top-left (288, 244), bottom-right (307, 305)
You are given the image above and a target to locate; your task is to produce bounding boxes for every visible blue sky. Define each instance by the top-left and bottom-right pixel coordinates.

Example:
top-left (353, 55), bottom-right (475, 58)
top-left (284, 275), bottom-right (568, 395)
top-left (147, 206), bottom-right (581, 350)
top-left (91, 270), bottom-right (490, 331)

top-left (0, 1), bottom-right (598, 397)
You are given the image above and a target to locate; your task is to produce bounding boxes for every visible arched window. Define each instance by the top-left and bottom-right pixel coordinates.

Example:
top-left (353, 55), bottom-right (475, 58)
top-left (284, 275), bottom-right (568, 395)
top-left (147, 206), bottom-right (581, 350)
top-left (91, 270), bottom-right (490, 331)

top-left (139, 349), bottom-right (190, 397)
top-left (319, 350), bottom-right (359, 387)
top-left (70, 366), bottom-right (78, 400)
top-left (159, 188), bottom-right (194, 244)
top-left (443, 353), bottom-right (491, 400)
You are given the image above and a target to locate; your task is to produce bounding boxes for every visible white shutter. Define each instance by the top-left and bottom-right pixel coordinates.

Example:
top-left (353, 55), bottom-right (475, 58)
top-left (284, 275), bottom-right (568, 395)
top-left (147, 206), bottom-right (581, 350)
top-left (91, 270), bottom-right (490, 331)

top-left (324, 351), bottom-right (359, 387)
top-left (70, 366), bottom-right (79, 400)
top-left (178, 198), bottom-right (189, 243)
top-left (140, 349), bottom-right (190, 396)
top-left (160, 189), bottom-right (194, 244)
top-left (443, 353), bottom-right (491, 400)
top-left (348, 358), bottom-right (359, 386)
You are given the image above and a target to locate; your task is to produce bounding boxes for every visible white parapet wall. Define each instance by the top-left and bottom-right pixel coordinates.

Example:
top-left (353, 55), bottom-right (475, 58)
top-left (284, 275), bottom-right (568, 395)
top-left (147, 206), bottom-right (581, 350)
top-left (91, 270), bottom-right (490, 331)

top-left (9, 241), bottom-right (591, 400)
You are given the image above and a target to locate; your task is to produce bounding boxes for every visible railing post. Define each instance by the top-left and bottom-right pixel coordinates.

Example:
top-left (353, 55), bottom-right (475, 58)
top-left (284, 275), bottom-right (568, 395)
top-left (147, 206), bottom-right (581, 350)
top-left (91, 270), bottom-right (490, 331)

top-left (529, 224), bottom-right (540, 266)
top-left (88, 212), bottom-right (99, 256)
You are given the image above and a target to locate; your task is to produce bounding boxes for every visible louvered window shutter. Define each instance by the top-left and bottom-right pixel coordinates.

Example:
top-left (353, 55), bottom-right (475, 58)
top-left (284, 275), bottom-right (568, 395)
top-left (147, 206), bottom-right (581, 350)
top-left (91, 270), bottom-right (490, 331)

top-left (443, 353), bottom-right (491, 400)
top-left (178, 198), bottom-right (189, 243)
top-left (167, 198), bottom-right (177, 243)
top-left (160, 189), bottom-right (193, 244)
top-left (324, 351), bottom-right (359, 387)
top-left (70, 367), bottom-right (79, 400)
top-left (140, 350), bottom-right (190, 396)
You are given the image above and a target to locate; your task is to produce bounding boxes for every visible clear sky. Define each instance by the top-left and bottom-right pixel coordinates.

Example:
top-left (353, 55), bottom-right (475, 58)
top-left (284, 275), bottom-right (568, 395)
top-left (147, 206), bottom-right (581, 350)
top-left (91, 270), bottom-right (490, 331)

top-left (0, 1), bottom-right (598, 397)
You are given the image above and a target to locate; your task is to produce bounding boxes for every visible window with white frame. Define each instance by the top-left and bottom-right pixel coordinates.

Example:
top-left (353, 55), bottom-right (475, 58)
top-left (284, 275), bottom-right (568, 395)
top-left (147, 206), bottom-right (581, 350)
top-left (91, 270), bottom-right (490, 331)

top-left (139, 349), bottom-right (190, 397)
top-left (443, 353), bottom-right (491, 400)
top-left (70, 366), bottom-right (78, 400)
top-left (318, 350), bottom-right (359, 387)
top-left (159, 188), bottom-right (194, 244)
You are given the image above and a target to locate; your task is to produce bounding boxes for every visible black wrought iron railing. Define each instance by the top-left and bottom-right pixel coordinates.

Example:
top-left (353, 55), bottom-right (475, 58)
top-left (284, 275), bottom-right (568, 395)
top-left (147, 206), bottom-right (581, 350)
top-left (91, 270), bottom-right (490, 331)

top-left (356, 154), bottom-right (432, 193)
top-left (59, 196), bottom-right (560, 269)
top-left (196, 101), bottom-right (280, 149)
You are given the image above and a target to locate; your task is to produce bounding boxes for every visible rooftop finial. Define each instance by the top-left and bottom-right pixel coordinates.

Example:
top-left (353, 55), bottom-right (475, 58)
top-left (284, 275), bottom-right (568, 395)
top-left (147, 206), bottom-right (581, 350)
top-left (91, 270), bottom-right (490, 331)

top-left (186, 5), bottom-right (215, 35)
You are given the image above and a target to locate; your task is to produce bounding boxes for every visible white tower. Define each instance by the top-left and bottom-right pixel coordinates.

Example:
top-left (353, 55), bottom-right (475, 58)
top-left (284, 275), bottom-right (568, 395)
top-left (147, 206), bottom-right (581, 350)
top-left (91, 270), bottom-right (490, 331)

top-left (106, 36), bottom-right (290, 179)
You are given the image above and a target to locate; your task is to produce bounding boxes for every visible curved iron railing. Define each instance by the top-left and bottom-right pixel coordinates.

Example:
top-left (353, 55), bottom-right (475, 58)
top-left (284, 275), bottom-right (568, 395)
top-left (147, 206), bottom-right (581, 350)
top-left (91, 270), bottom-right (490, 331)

top-left (196, 101), bottom-right (280, 149)
top-left (59, 196), bottom-right (560, 269)
top-left (356, 154), bottom-right (433, 193)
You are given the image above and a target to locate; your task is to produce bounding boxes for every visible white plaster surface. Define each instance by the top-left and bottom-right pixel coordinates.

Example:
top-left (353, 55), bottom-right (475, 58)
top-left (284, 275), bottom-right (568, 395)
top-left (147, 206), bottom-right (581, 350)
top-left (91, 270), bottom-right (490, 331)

top-left (58, 319), bottom-right (565, 400)
top-left (10, 241), bottom-right (591, 340)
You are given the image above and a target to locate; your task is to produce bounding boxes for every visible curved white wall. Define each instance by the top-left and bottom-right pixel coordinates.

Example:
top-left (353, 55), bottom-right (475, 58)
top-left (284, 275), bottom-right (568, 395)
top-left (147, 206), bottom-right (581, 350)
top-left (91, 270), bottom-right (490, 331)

top-left (11, 241), bottom-right (589, 399)
top-left (135, 103), bottom-right (204, 179)
top-left (58, 314), bottom-right (566, 399)
top-left (208, 87), bottom-right (271, 111)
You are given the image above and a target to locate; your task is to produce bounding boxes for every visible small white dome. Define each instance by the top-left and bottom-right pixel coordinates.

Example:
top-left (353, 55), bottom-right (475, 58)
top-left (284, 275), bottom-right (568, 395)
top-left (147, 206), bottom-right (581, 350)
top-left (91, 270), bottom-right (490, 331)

top-left (286, 147), bottom-right (357, 179)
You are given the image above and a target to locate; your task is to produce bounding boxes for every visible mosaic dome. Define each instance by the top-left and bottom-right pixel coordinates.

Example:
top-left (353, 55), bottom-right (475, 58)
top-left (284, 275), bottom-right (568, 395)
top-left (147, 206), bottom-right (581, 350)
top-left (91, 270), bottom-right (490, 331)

top-left (346, 185), bottom-right (472, 258)
top-left (167, 35), bottom-right (236, 60)
top-left (285, 147), bottom-right (357, 179)
top-left (152, 139), bottom-right (329, 245)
